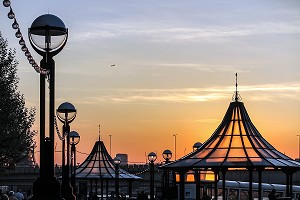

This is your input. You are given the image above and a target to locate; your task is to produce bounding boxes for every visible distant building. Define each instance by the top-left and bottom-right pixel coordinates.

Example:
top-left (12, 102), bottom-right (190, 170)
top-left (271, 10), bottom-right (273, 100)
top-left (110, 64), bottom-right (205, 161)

top-left (116, 153), bottom-right (128, 166)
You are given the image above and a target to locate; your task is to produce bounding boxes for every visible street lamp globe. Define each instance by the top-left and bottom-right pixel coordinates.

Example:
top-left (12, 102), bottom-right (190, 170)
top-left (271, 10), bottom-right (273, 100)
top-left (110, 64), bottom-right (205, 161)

top-left (162, 149), bottom-right (172, 162)
top-left (28, 14), bottom-right (68, 56)
top-left (114, 157), bottom-right (121, 166)
top-left (56, 102), bottom-right (77, 124)
top-left (69, 131), bottom-right (80, 145)
top-left (193, 142), bottom-right (203, 151)
top-left (148, 152), bottom-right (157, 163)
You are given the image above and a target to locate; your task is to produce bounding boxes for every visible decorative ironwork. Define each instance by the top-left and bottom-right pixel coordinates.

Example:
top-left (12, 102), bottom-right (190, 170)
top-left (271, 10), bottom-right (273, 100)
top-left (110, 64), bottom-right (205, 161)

top-left (232, 73), bottom-right (242, 102)
top-left (2, 0), bottom-right (49, 75)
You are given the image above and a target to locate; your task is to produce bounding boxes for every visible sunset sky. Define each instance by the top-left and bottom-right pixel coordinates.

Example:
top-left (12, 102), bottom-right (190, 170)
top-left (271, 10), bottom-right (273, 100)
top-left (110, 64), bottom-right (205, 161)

top-left (0, 0), bottom-right (299, 164)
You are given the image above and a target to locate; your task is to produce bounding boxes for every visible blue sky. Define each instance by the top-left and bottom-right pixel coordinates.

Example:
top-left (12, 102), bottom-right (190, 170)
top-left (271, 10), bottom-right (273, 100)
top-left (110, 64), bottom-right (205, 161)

top-left (1, 0), bottom-right (300, 162)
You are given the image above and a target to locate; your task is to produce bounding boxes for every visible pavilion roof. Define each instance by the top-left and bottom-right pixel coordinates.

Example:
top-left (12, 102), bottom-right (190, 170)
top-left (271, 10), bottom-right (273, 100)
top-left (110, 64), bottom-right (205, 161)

top-left (164, 95), bottom-right (300, 170)
top-left (75, 139), bottom-right (142, 180)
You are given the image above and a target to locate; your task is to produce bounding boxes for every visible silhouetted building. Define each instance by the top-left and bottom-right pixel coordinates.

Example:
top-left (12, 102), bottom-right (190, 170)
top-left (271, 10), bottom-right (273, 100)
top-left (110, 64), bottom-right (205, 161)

top-left (116, 154), bottom-right (128, 166)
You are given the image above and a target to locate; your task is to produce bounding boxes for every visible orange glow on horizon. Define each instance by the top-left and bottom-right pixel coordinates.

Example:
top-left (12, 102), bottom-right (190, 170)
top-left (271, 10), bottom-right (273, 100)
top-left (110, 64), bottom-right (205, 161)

top-left (31, 98), bottom-right (299, 166)
top-left (31, 100), bottom-right (298, 164)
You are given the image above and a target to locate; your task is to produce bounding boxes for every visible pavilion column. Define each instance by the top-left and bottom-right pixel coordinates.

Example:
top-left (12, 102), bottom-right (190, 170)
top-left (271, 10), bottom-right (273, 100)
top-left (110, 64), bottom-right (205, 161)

top-left (286, 173), bottom-right (290, 197)
top-left (128, 180), bottom-right (133, 197)
top-left (283, 168), bottom-right (290, 197)
top-left (290, 172), bottom-right (293, 198)
top-left (95, 180), bottom-right (98, 195)
top-left (106, 179), bottom-right (108, 199)
top-left (258, 168), bottom-right (263, 200)
top-left (209, 182), bottom-right (213, 198)
top-left (194, 169), bottom-right (201, 200)
top-left (101, 178), bottom-right (103, 200)
top-left (289, 172), bottom-right (293, 197)
top-left (178, 170), bottom-right (186, 200)
top-left (90, 180), bottom-right (93, 195)
top-left (286, 168), bottom-right (296, 198)
top-left (221, 168), bottom-right (227, 200)
top-left (248, 168), bottom-right (253, 200)
top-left (164, 168), bottom-right (170, 200)
top-left (213, 169), bottom-right (219, 200)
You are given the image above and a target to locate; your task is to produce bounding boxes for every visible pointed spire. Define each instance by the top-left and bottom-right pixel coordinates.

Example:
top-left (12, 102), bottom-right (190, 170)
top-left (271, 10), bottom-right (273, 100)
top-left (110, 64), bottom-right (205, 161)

top-left (235, 73), bottom-right (238, 102)
top-left (232, 73), bottom-right (242, 102)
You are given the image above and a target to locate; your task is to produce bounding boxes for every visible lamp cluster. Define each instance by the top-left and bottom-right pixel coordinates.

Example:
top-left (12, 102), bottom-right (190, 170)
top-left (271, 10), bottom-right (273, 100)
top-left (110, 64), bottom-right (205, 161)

top-left (2, 0), bottom-right (48, 75)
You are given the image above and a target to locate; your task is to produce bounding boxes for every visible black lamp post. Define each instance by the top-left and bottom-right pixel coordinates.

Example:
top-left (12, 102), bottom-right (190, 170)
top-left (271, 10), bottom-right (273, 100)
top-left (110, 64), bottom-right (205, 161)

top-left (148, 152), bottom-right (157, 200)
top-left (114, 156), bottom-right (121, 198)
top-left (29, 14), bottom-right (68, 199)
top-left (162, 149), bottom-right (172, 200)
top-left (69, 131), bottom-right (80, 194)
top-left (193, 142), bottom-right (203, 200)
top-left (57, 102), bottom-right (77, 200)
top-left (162, 149), bottom-right (172, 163)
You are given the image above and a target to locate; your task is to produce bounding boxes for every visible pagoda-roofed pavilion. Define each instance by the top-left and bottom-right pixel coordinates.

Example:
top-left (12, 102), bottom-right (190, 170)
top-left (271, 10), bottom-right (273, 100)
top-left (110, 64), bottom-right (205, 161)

top-left (162, 75), bottom-right (300, 200)
top-left (75, 136), bottom-right (142, 198)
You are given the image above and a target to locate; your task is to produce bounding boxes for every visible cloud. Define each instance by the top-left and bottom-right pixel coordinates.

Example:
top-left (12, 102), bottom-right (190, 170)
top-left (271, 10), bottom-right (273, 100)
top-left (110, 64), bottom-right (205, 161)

top-left (157, 63), bottom-right (250, 73)
top-left (71, 82), bottom-right (300, 104)
top-left (71, 21), bottom-right (300, 43)
top-left (242, 82), bottom-right (300, 92)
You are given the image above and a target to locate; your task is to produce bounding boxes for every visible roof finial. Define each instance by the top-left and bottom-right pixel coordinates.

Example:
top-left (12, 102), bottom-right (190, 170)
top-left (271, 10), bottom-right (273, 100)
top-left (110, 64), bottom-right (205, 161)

top-left (232, 73), bottom-right (242, 102)
top-left (235, 73), bottom-right (238, 102)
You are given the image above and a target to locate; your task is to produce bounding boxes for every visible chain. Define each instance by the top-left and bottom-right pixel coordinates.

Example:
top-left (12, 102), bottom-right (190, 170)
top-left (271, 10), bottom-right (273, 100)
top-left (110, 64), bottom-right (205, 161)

top-left (134, 167), bottom-right (150, 175)
top-left (54, 115), bottom-right (65, 141)
top-left (2, 0), bottom-right (49, 75)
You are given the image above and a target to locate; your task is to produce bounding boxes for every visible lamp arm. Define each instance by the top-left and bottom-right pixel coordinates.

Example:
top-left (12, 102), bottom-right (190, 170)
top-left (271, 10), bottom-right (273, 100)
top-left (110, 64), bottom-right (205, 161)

top-left (67, 112), bottom-right (77, 124)
top-left (28, 28), bottom-right (46, 57)
top-left (49, 29), bottom-right (68, 57)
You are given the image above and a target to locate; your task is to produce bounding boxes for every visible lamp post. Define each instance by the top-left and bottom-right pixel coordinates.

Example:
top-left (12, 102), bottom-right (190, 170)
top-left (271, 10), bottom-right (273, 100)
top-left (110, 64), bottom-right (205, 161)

top-left (29, 14), bottom-right (68, 199)
top-left (69, 131), bottom-right (80, 194)
top-left (297, 135), bottom-right (300, 160)
top-left (109, 134), bottom-right (112, 155)
top-left (57, 102), bottom-right (77, 200)
top-left (114, 156), bottom-right (121, 198)
top-left (193, 142), bottom-right (202, 200)
top-left (173, 134), bottom-right (178, 160)
top-left (148, 152), bottom-right (157, 200)
top-left (162, 150), bottom-right (172, 200)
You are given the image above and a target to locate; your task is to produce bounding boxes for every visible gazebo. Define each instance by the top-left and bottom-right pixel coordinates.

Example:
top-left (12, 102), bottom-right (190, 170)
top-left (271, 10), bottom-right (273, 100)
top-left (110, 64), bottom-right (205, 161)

top-left (163, 77), bottom-right (300, 200)
top-left (75, 137), bottom-right (142, 199)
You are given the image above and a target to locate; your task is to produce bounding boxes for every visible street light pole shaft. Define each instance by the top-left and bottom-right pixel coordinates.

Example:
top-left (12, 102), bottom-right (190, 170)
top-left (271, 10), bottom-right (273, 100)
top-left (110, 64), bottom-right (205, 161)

top-left (164, 160), bottom-right (170, 200)
top-left (173, 134), bottom-right (177, 160)
top-left (298, 135), bottom-right (300, 160)
top-left (49, 58), bottom-right (55, 178)
top-left (175, 136), bottom-right (176, 160)
top-left (71, 144), bottom-right (76, 192)
top-left (150, 161), bottom-right (154, 200)
top-left (74, 144), bottom-right (77, 188)
top-left (115, 164), bottom-right (119, 197)
top-left (39, 70), bottom-right (45, 178)
top-left (67, 131), bottom-right (70, 179)
top-left (109, 135), bottom-right (112, 155)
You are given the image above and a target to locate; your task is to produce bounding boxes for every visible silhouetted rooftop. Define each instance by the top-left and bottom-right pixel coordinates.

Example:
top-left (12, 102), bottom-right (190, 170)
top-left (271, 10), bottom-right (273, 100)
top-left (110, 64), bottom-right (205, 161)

top-left (164, 89), bottom-right (300, 170)
top-left (75, 139), bottom-right (142, 180)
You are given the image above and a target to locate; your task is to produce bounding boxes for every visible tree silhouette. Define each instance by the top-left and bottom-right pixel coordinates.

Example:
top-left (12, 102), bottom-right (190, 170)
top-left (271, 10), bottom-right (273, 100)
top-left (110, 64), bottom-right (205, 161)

top-left (0, 32), bottom-right (36, 171)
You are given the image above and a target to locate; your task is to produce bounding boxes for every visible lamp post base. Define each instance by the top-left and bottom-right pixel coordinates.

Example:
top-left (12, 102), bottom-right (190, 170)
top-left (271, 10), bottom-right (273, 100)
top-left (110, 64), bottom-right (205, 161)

top-left (61, 182), bottom-right (76, 200)
top-left (33, 177), bottom-right (62, 200)
top-left (61, 164), bottom-right (76, 200)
